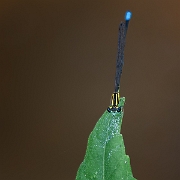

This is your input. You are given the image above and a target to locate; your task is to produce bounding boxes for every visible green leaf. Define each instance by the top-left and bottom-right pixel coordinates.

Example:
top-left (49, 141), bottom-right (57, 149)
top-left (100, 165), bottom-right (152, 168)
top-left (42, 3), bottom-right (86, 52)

top-left (76, 97), bottom-right (136, 180)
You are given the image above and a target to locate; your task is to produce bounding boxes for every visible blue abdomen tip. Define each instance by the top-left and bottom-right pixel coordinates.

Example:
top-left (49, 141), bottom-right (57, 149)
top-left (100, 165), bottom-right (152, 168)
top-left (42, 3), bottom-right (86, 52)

top-left (125, 11), bottom-right (132, 21)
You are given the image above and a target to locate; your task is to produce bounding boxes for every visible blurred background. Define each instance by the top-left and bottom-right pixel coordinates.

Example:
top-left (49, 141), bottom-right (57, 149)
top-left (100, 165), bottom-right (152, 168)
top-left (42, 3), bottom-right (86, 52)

top-left (1, 0), bottom-right (180, 179)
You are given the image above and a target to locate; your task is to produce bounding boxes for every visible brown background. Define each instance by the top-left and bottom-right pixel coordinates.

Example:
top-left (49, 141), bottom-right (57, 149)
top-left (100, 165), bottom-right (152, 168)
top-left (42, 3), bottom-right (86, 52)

top-left (1, 1), bottom-right (180, 180)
